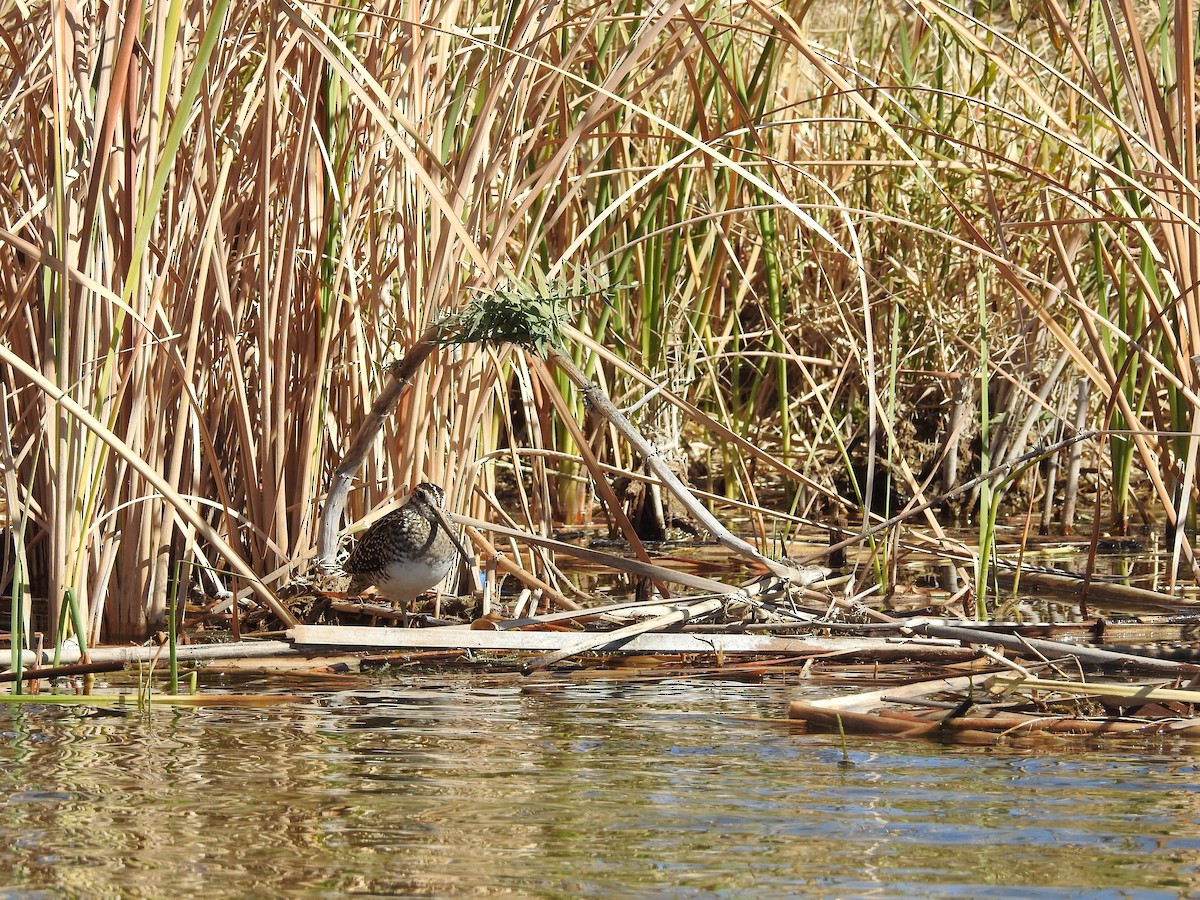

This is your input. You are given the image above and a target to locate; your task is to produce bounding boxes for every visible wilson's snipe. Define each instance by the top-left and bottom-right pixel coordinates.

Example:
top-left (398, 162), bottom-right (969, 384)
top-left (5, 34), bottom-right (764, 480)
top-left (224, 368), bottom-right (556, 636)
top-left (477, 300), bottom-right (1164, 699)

top-left (344, 482), bottom-right (465, 622)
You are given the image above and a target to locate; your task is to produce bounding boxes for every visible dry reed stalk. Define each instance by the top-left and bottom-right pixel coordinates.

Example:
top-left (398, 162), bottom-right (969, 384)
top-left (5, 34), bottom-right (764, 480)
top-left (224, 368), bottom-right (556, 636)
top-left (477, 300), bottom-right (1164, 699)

top-left (461, 525), bottom-right (579, 612)
top-left (13, 0), bottom-right (1200, 649)
top-left (905, 620), bottom-right (1200, 678)
top-left (1060, 379), bottom-right (1091, 533)
top-left (0, 660), bottom-right (124, 683)
top-left (547, 346), bottom-right (830, 587)
top-left (451, 512), bottom-right (775, 600)
top-left (792, 701), bottom-right (1200, 739)
top-left (0, 343), bottom-right (298, 627)
top-left (523, 596), bottom-right (728, 673)
top-left (4, 0), bottom-right (884, 647)
top-left (316, 325), bottom-right (441, 567)
top-left (987, 673), bottom-right (1200, 707)
top-left (529, 358), bottom-right (668, 591)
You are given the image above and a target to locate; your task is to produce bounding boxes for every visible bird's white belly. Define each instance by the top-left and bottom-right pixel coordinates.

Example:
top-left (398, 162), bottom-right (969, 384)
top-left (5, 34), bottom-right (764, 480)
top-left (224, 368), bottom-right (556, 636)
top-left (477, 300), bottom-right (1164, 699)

top-left (376, 558), bottom-right (452, 599)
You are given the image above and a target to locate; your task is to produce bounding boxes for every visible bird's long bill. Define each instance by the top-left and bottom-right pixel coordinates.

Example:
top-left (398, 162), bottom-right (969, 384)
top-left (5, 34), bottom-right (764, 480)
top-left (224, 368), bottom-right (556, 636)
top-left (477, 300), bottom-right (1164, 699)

top-left (430, 504), bottom-right (473, 562)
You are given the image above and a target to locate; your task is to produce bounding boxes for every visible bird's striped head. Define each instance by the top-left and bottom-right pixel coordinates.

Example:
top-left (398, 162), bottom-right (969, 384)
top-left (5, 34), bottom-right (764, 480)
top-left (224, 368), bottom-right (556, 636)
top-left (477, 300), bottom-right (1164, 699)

top-left (410, 482), bottom-right (446, 509)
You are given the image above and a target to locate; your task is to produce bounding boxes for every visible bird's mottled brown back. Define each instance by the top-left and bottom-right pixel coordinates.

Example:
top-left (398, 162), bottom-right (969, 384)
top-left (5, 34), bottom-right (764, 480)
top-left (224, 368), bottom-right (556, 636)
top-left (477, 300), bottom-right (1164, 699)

top-left (344, 483), bottom-right (456, 599)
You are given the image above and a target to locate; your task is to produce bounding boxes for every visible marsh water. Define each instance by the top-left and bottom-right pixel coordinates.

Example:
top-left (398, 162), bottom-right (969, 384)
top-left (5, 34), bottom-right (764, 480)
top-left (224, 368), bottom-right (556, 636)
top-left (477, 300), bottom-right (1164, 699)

top-left (0, 671), bottom-right (1196, 898)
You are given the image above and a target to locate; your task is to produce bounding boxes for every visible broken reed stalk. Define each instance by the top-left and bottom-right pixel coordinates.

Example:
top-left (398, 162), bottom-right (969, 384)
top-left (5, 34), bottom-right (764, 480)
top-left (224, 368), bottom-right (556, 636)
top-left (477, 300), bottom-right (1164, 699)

top-left (545, 347), bottom-right (829, 589)
top-left (993, 569), bottom-right (1196, 613)
top-left (788, 701), bottom-right (1200, 739)
top-left (286, 623), bottom-right (974, 661)
top-left (316, 324), bottom-right (442, 567)
top-left (479, 594), bottom-right (743, 629)
top-left (904, 620), bottom-right (1200, 677)
top-left (453, 509), bottom-right (896, 625)
top-left (987, 673), bottom-right (1200, 705)
top-left (803, 674), bottom-right (984, 713)
top-left (522, 597), bottom-right (728, 673)
top-left (452, 512), bottom-right (772, 598)
top-left (43, 641), bottom-right (298, 665)
top-left (0, 661), bottom-right (124, 683)
top-left (563, 325), bottom-right (844, 506)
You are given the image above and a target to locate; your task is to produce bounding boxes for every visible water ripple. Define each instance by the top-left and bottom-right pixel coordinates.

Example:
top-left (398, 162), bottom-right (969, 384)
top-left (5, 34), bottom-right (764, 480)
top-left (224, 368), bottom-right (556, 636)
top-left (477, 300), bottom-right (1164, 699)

top-left (0, 675), bottom-right (1191, 897)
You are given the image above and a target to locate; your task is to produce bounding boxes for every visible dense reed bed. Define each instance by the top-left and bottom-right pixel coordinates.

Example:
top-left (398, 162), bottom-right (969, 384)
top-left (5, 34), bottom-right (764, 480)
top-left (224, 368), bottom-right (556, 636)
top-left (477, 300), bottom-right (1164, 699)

top-left (1, 0), bottom-right (1197, 643)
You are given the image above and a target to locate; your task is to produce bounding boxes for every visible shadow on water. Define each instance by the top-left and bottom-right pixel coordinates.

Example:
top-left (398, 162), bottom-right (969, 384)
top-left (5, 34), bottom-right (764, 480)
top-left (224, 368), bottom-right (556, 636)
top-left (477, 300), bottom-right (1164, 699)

top-left (0, 673), bottom-right (1195, 897)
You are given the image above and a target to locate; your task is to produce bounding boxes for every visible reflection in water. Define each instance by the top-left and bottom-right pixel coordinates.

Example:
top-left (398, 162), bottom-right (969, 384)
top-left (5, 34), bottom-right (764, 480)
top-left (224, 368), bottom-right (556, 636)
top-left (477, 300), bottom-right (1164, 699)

top-left (0, 674), bottom-right (1195, 897)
